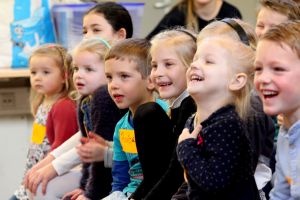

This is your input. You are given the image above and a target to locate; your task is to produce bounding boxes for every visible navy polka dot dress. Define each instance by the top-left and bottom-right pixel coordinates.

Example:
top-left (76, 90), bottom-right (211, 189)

top-left (177, 105), bottom-right (260, 200)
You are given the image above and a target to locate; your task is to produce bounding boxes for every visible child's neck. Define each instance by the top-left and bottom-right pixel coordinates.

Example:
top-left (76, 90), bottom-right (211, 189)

top-left (43, 93), bottom-right (62, 107)
top-left (194, 99), bottom-right (229, 123)
top-left (283, 109), bottom-right (300, 129)
top-left (129, 93), bottom-right (155, 117)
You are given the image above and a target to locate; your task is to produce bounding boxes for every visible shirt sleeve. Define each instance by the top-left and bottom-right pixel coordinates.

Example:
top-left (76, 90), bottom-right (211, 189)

top-left (52, 147), bottom-right (81, 175)
top-left (269, 139), bottom-right (291, 200)
top-left (50, 131), bottom-right (81, 158)
top-left (111, 124), bottom-right (130, 192)
top-left (47, 98), bottom-right (78, 151)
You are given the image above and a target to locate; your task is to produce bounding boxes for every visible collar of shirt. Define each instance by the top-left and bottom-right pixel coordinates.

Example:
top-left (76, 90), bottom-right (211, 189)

top-left (281, 119), bottom-right (300, 144)
top-left (169, 90), bottom-right (189, 109)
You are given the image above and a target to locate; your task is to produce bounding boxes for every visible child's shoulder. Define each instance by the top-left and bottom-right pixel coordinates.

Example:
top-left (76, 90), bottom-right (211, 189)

top-left (116, 111), bottom-right (130, 126)
top-left (155, 98), bottom-right (169, 112)
top-left (52, 97), bottom-right (76, 110)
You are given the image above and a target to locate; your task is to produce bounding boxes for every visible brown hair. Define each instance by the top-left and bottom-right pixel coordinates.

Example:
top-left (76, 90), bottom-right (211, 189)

top-left (178, 0), bottom-right (199, 32)
top-left (29, 44), bottom-right (74, 115)
top-left (260, 20), bottom-right (300, 58)
top-left (258, 0), bottom-right (300, 20)
top-left (105, 38), bottom-right (151, 78)
top-left (197, 19), bottom-right (257, 119)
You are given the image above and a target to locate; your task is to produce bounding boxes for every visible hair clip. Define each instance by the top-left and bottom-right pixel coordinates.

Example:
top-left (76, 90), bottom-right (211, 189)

top-left (221, 18), bottom-right (250, 46)
top-left (97, 37), bottom-right (111, 49)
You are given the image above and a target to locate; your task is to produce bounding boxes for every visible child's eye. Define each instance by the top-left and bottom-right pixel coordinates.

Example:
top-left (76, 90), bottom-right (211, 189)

top-left (206, 59), bottom-right (214, 64)
top-left (273, 66), bottom-right (285, 72)
top-left (73, 66), bottom-right (79, 72)
top-left (93, 29), bottom-right (101, 33)
top-left (106, 75), bottom-right (112, 81)
top-left (254, 66), bottom-right (262, 72)
top-left (120, 74), bottom-right (129, 79)
top-left (43, 71), bottom-right (50, 75)
top-left (256, 24), bottom-right (264, 29)
top-left (30, 71), bottom-right (36, 75)
top-left (151, 63), bottom-right (157, 69)
top-left (85, 67), bottom-right (94, 72)
top-left (165, 62), bottom-right (174, 67)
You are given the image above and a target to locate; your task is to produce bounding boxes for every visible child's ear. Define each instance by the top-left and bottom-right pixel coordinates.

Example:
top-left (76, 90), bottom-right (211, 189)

top-left (117, 28), bottom-right (127, 40)
top-left (229, 73), bottom-right (247, 91)
top-left (146, 77), bottom-right (156, 91)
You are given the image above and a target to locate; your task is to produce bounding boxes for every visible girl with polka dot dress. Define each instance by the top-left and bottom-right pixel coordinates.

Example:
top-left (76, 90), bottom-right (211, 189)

top-left (177, 18), bottom-right (260, 200)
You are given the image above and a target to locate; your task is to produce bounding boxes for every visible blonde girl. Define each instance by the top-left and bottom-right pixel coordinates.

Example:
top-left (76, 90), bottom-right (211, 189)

top-left (24, 3), bottom-right (133, 197)
top-left (131, 28), bottom-right (197, 200)
top-left (13, 44), bottom-right (78, 200)
top-left (177, 19), bottom-right (260, 200)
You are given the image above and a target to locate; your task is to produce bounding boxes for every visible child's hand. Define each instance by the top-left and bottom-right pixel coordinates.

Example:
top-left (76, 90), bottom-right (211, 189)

top-left (23, 154), bottom-right (55, 188)
top-left (80, 132), bottom-right (107, 146)
top-left (178, 125), bottom-right (202, 144)
top-left (88, 132), bottom-right (108, 145)
top-left (277, 114), bottom-right (284, 126)
top-left (62, 188), bottom-right (84, 200)
top-left (75, 194), bottom-right (91, 200)
top-left (25, 163), bottom-right (58, 195)
top-left (77, 140), bottom-right (108, 163)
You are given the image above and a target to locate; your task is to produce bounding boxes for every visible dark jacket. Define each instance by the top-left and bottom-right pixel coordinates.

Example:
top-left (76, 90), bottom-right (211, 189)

top-left (144, 96), bottom-right (196, 200)
top-left (78, 85), bottom-right (125, 200)
top-left (146, 1), bottom-right (242, 40)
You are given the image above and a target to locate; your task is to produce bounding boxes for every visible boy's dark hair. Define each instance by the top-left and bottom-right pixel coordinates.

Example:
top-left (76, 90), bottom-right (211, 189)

top-left (261, 20), bottom-right (300, 58)
top-left (259, 0), bottom-right (300, 20)
top-left (85, 2), bottom-right (133, 38)
top-left (105, 38), bottom-right (151, 78)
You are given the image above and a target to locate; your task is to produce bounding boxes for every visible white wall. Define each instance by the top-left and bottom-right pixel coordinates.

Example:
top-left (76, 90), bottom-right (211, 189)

top-left (0, 115), bottom-right (32, 199)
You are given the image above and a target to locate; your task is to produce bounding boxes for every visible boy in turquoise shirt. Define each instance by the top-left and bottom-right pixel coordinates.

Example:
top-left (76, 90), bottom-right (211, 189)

top-left (103, 38), bottom-right (169, 200)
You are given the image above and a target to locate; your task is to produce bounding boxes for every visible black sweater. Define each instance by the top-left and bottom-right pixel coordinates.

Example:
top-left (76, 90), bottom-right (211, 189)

top-left (144, 96), bottom-right (196, 200)
top-left (146, 1), bottom-right (242, 40)
top-left (78, 85), bottom-right (125, 200)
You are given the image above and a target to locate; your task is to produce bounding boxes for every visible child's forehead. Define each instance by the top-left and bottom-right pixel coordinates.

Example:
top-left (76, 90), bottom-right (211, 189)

top-left (105, 57), bottom-right (139, 70)
top-left (256, 39), bottom-right (300, 62)
top-left (257, 6), bottom-right (289, 21)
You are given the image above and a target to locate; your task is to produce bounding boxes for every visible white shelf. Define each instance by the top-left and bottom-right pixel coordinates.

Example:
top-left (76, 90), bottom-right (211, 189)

top-left (0, 68), bottom-right (30, 78)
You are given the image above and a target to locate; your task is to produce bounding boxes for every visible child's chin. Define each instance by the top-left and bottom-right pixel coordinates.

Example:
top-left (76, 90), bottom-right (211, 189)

top-left (263, 107), bottom-right (279, 116)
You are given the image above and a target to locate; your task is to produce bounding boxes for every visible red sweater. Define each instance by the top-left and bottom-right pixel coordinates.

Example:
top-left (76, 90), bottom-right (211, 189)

top-left (46, 97), bottom-right (78, 151)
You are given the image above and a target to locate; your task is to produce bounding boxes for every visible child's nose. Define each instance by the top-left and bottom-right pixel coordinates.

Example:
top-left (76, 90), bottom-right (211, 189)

top-left (154, 65), bottom-right (164, 76)
top-left (256, 71), bottom-right (271, 84)
top-left (109, 79), bottom-right (119, 89)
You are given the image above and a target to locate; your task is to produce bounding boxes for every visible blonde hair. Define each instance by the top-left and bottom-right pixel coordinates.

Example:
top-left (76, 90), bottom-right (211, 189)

top-left (72, 37), bottom-right (111, 99)
top-left (260, 20), bottom-right (300, 58)
top-left (150, 27), bottom-right (197, 69)
top-left (29, 43), bottom-right (74, 115)
top-left (105, 38), bottom-right (151, 78)
top-left (198, 19), bottom-right (257, 119)
top-left (178, 0), bottom-right (199, 32)
top-left (258, 0), bottom-right (300, 20)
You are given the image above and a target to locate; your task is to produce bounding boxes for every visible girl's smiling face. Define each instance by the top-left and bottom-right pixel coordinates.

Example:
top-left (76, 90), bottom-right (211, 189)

top-left (150, 44), bottom-right (188, 102)
top-left (187, 38), bottom-right (235, 105)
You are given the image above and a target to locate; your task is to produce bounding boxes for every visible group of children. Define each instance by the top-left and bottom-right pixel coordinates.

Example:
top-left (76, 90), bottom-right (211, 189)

top-left (10, 0), bottom-right (300, 200)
